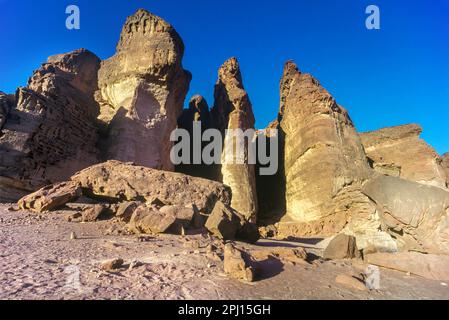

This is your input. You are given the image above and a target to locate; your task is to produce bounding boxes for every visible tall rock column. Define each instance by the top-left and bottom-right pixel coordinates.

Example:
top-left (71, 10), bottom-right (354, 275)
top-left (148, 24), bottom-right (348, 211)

top-left (96, 9), bottom-right (191, 171)
top-left (442, 153), bottom-right (449, 188)
top-left (278, 61), bottom-right (377, 236)
top-left (211, 58), bottom-right (258, 222)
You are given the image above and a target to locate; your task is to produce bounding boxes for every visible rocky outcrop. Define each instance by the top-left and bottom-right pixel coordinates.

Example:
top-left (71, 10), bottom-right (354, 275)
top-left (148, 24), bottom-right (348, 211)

top-left (362, 174), bottom-right (449, 255)
top-left (71, 160), bottom-right (231, 215)
top-left (277, 61), bottom-right (375, 236)
top-left (442, 153), bottom-right (449, 188)
top-left (0, 49), bottom-right (101, 202)
top-left (176, 95), bottom-right (216, 180)
top-left (96, 9), bottom-right (191, 171)
top-left (361, 124), bottom-right (447, 188)
top-left (211, 58), bottom-right (258, 222)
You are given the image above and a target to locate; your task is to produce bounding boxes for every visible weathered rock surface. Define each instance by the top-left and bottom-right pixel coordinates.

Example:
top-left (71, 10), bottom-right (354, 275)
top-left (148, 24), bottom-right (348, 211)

top-left (71, 160), bottom-right (232, 215)
top-left (361, 124), bottom-right (447, 188)
top-left (0, 49), bottom-right (101, 202)
top-left (442, 153), bottom-right (449, 188)
top-left (205, 201), bottom-right (260, 243)
top-left (223, 243), bottom-right (255, 282)
top-left (128, 205), bottom-right (177, 234)
top-left (323, 234), bottom-right (361, 260)
top-left (18, 181), bottom-right (82, 213)
top-left (365, 252), bottom-right (449, 281)
top-left (95, 9), bottom-right (191, 171)
top-left (81, 204), bottom-right (108, 222)
top-left (362, 174), bottom-right (449, 254)
top-left (277, 61), bottom-right (374, 236)
top-left (335, 274), bottom-right (367, 291)
top-left (211, 58), bottom-right (258, 222)
top-left (115, 201), bottom-right (141, 222)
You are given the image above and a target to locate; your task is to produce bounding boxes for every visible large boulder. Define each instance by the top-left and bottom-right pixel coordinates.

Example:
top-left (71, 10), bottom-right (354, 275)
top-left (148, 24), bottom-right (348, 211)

top-left (323, 234), bottom-right (361, 260)
top-left (277, 61), bottom-right (375, 236)
top-left (223, 243), bottom-right (255, 282)
top-left (71, 160), bottom-right (231, 215)
top-left (205, 201), bottom-right (260, 243)
top-left (211, 58), bottom-right (258, 222)
top-left (18, 181), bottom-right (82, 213)
top-left (95, 9), bottom-right (191, 171)
top-left (0, 49), bottom-right (101, 202)
top-left (362, 174), bottom-right (449, 254)
top-left (361, 124), bottom-right (447, 188)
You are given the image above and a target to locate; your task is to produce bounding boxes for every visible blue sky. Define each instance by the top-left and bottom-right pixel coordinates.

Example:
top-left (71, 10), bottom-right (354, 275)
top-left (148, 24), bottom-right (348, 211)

top-left (1, 0), bottom-right (448, 154)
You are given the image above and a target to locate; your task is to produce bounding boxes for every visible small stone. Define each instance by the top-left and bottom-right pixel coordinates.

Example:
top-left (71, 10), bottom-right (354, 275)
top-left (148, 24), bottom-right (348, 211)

top-left (70, 232), bottom-right (77, 240)
top-left (100, 258), bottom-right (124, 271)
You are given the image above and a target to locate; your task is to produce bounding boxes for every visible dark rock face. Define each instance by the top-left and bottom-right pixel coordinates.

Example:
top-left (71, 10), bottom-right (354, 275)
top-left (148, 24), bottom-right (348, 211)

top-left (0, 49), bottom-right (101, 202)
top-left (442, 153), bottom-right (449, 188)
top-left (96, 9), bottom-right (191, 171)
top-left (361, 124), bottom-right (447, 188)
top-left (176, 95), bottom-right (217, 180)
top-left (211, 57), bottom-right (258, 222)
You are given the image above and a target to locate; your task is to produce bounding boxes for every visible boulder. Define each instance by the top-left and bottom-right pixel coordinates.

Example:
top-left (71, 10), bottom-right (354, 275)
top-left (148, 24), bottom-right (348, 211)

top-left (115, 201), bottom-right (141, 222)
top-left (211, 58), bottom-right (258, 222)
top-left (205, 201), bottom-right (260, 243)
top-left (159, 205), bottom-right (195, 228)
top-left (361, 124), bottom-right (447, 188)
top-left (277, 61), bottom-right (374, 237)
top-left (18, 181), bottom-right (82, 213)
top-left (81, 204), bottom-right (108, 222)
top-left (100, 258), bottom-right (124, 272)
top-left (223, 243), bottom-right (255, 282)
top-left (323, 234), bottom-right (361, 260)
top-left (95, 9), bottom-right (191, 171)
top-left (0, 49), bottom-right (101, 202)
top-left (71, 160), bottom-right (232, 215)
top-left (365, 252), bottom-right (449, 281)
top-left (362, 174), bottom-right (449, 254)
top-left (128, 205), bottom-right (177, 234)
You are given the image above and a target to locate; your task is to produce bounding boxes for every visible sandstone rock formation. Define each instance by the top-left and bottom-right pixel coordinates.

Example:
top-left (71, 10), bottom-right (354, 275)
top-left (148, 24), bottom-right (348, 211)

top-left (0, 49), bottom-right (100, 202)
top-left (323, 234), bottom-right (361, 260)
top-left (442, 153), bottom-right (449, 188)
top-left (205, 201), bottom-right (260, 243)
top-left (277, 61), bottom-right (375, 236)
top-left (71, 160), bottom-right (231, 215)
top-left (365, 252), bottom-right (449, 281)
top-left (361, 124), bottom-right (447, 188)
top-left (95, 9), bottom-right (191, 171)
top-left (211, 58), bottom-right (258, 222)
top-left (223, 243), bottom-right (255, 282)
top-left (18, 181), bottom-right (82, 213)
top-left (176, 95), bottom-right (216, 180)
top-left (362, 174), bottom-right (449, 255)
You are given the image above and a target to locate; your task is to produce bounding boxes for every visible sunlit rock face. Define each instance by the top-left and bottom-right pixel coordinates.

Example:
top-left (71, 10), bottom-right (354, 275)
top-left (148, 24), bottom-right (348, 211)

top-left (96, 9), bottom-right (191, 171)
top-left (211, 58), bottom-right (258, 222)
top-left (278, 61), bottom-right (374, 235)
top-left (361, 124), bottom-right (447, 189)
top-left (442, 153), bottom-right (449, 188)
top-left (0, 49), bottom-right (101, 202)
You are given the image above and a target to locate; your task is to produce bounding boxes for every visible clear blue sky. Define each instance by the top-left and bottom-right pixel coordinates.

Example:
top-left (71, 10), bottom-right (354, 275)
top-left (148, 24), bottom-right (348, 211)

top-left (1, 0), bottom-right (448, 154)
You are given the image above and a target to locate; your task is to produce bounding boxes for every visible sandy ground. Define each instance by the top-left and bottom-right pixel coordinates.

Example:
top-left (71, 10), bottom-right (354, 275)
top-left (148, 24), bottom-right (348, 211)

top-left (1, 204), bottom-right (449, 300)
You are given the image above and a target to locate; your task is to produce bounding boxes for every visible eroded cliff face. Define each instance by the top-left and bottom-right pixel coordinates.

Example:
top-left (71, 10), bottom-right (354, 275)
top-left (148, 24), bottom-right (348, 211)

top-left (96, 9), bottom-right (191, 171)
top-left (211, 58), bottom-right (258, 222)
top-left (442, 153), bottom-right (449, 188)
top-left (278, 61), bottom-right (377, 236)
top-left (361, 124), bottom-right (447, 189)
top-left (0, 49), bottom-right (101, 201)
